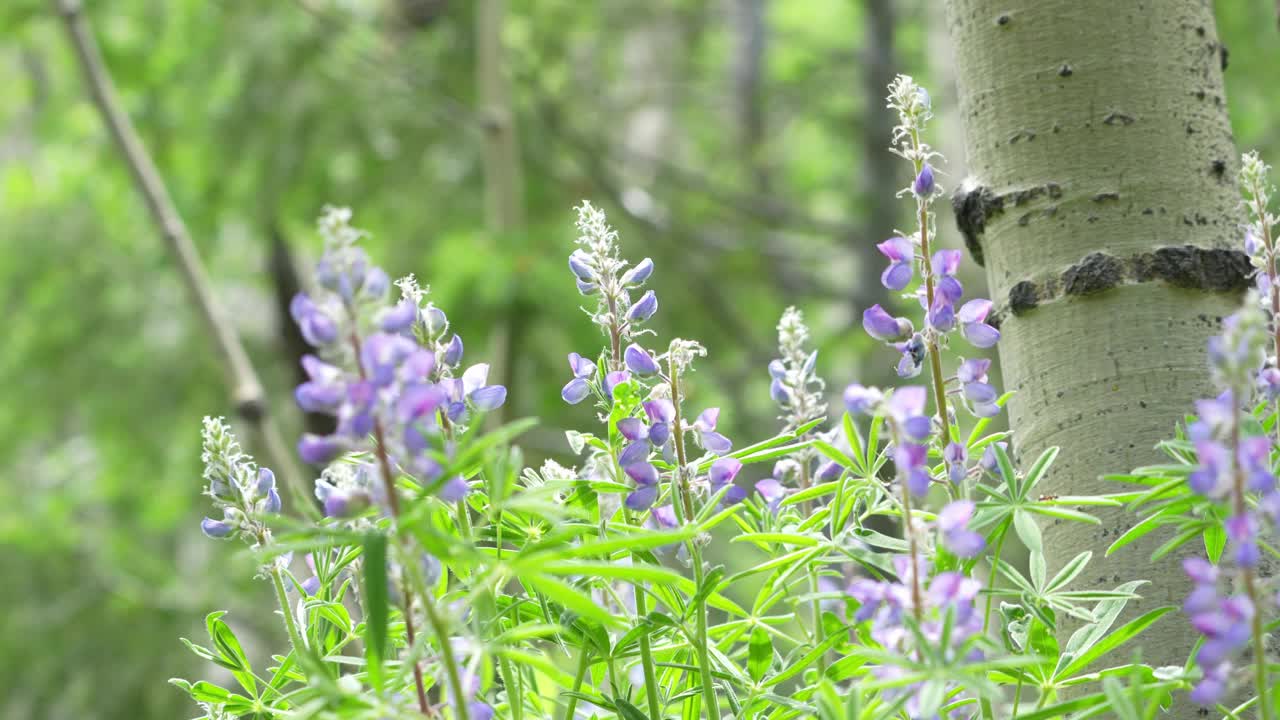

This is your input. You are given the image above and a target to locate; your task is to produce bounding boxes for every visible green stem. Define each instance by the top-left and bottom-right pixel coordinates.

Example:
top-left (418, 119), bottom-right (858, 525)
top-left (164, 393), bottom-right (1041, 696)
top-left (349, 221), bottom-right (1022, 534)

top-left (270, 567), bottom-right (307, 663)
top-left (667, 357), bottom-right (721, 719)
top-left (564, 649), bottom-right (591, 720)
top-left (982, 524), bottom-right (1010, 633)
top-left (422, 596), bottom-right (470, 720)
top-left (625, 510), bottom-right (664, 719)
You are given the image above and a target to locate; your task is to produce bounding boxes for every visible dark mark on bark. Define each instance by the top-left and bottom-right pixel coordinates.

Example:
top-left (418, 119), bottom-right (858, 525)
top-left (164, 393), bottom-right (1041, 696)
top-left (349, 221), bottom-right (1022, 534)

top-left (1058, 63), bottom-right (1073, 77)
top-left (1092, 192), bottom-right (1119, 203)
top-left (1212, 159), bottom-right (1227, 179)
top-left (1008, 281), bottom-right (1039, 314)
top-left (1103, 111), bottom-right (1136, 126)
top-left (1009, 128), bottom-right (1037, 144)
top-left (996, 13), bottom-right (1010, 25)
top-left (1220, 44), bottom-right (1229, 71)
top-left (999, 246), bottom-right (1251, 316)
top-left (952, 184), bottom-right (1000, 266)
top-left (1062, 252), bottom-right (1125, 295)
top-left (1132, 246), bottom-right (1253, 291)
top-left (952, 182), bottom-right (1064, 266)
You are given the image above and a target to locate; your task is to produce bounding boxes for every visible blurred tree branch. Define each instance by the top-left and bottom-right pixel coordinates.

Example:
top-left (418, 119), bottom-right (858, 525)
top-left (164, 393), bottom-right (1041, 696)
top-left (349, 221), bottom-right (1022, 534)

top-left (51, 0), bottom-right (311, 512)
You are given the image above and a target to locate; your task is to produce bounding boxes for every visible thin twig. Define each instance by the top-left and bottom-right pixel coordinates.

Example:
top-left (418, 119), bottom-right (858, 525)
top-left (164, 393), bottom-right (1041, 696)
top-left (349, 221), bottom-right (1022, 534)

top-left (52, 0), bottom-right (308, 509)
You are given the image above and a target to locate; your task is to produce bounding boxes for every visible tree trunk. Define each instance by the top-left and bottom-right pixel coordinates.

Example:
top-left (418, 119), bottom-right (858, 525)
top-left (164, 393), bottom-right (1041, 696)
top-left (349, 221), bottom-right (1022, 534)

top-left (476, 0), bottom-right (527, 422)
top-left (943, 0), bottom-right (1248, 692)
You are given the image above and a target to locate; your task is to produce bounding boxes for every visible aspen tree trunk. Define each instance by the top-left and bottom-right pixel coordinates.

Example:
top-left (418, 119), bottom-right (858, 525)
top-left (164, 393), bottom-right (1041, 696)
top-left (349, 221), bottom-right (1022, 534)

top-left (476, 0), bottom-right (526, 421)
top-left (944, 0), bottom-right (1249, 689)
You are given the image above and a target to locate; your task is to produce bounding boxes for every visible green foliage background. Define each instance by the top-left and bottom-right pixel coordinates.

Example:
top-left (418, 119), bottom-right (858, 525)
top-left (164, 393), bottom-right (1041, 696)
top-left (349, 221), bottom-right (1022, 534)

top-left (0, 1), bottom-right (1276, 718)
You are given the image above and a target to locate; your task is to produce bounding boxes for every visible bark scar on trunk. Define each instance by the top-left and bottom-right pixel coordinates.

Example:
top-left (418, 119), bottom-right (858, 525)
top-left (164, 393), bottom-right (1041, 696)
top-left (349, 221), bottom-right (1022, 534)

top-left (997, 246), bottom-right (1251, 320)
top-left (952, 181), bottom-right (1064, 266)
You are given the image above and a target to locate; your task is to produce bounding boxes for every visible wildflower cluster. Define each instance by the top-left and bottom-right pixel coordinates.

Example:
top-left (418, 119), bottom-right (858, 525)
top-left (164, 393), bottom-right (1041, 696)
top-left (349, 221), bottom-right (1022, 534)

top-left (290, 206), bottom-right (506, 514)
top-left (199, 415), bottom-right (282, 547)
top-left (176, 78), bottom-right (1187, 720)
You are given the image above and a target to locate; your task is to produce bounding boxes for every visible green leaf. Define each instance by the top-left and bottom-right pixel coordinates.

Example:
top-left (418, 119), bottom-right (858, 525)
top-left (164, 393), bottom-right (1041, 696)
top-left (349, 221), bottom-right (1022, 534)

top-left (749, 626), bottom-right (772, 682)
top-left (1105, 512), bottom-right (1169, 557)
top-left (1013, 511), bottom-right (1043, 554)
top-left (206, 612), bottom-right (255, 696)
top-left (362, 532), bottom-right (389, 691)
top-left (1023, 446), bottom-right (1060, 491)
top-left (1046, 551), bottom-right (1092, 593)
top-left (536, 560), bottom-right (686, 585)
top-left (526, 574), bottom-right (623, 628)
top-left (1056, 606), bottom-right (1173, 679)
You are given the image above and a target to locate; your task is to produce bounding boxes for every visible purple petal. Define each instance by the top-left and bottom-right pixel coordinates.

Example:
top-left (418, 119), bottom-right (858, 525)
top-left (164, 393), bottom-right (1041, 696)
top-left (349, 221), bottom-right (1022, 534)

top-left (298, 433), bottom-right (345, 465)
top-left (650, 504), bottom-right (678, 529)
top-left (695, 408), bottom-right (720, 433)
top-left (439, 476), bottom-right (470, 502)
top-left (863, 304), bottom-right (912, 342)
top-left (201, 516), bottom-right (235, 538)
top-left (644, 400), bottom-right (676, 424)
top-left (932, 249), bottom-right (962, 276)
top-left (626, 484), bottom-right (659, 511)
top-left (625, 462), bottom-right (660, 486)
top-left (843, 384), bottom-right (883, 415)
top-left (618, 418), bottom-right (649, 442)
top-left (605, 370), bottom-right (631, 398)
top-left (627, 291), bottom-right (658, 322)
top-left (957, 358), bottom-right (991, 384)
top-left (469, 385), bottom-right (507, 411)
top-left (956, 299), bottom-right (992, 324)
top-left (562, 377), bottom-right (591, 405)
top-left (709, 457), bottom-right (744, 489)
top-left (624, 344), bottom-right (660, 375)
top-left (937, 500), bottom-right (975, 532)
top-left (876, 236), bottom-right (913, 263)
top-left (962, 321), bottom-right (1001, 348)
top-left (622, 257), bottom-right (655, 285)
top-left (618, 441), bottom-right (651, 467)
top-left (701, 431), bottom-right (733, 456)
top-left (881, 262), bottom-right (913, 291)
top-left (380, 300), bottom-right (418, 332)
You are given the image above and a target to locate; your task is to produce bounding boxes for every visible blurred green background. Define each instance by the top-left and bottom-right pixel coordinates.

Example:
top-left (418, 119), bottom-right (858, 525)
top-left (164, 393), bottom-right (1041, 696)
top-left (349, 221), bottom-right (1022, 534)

top-left (1, 1), bottom-right (1277, 717)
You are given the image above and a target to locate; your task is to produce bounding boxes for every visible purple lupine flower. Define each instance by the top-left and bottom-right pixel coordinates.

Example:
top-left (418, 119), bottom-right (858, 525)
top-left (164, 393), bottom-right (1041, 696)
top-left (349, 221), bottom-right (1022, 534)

top-left (576, 279), bottom-right (598, 295)
top-left (627, 291), bottom-right (658, 322)
top-left (755, 478), bottom-right (788, 513)
top-left (568, 250), bottom-right (595, 281)
top-left (863, 304), bottom-right (913, 343)
top-left (943, 442), bottom-right (967, 484)
top-left (290, 294), bottom-right (339, 347)
top-left (957, 357), bottom-right (1001, 417)
top-left (937, 500), bottom-right (985, 558)
top-left (1238, 436), bottom-right (1276, 492)
top-left (644, 400), bottom-right (675, 448)
top-left (932, 249), bottom-right (964, 304)
top-left (422, 305), bottom-right (448, 336)
top-left (770, 377), bottom-right (790, 406)
top-left (298, 433), bottom-right (346, 465)
top-left (604, 370), bottom-right (631, 399)
top-left (694, 408), bottom-right (732, 455)
top-left (893, 334), bottom-right (926, 379)
top-left (323, 488), bottom-right (371, 518)
top-left (201, 516), bottom-right (235, 538)
top-left (843, 383), bottom-right (884, 415)
top-left (624, 344), bottom-right (660, 376)
top-left (380, 299), bottom-right (418, 332)
top-left (886, 386), bottom-right (931, 442)
top-left (650, 504), bottom-right (678, 529)
top-left (980, 442), bottom-right (1007, 477)
top-left (1190, 663), bottom-right (1232, 706)
top-left (263, 487), bottom-right (282, 514)
top-left (622, 257), bottom-right (654, 285)
top-left (709, 457), bottom-right (743, 492)
top-left (1258, 367), bottom-right (1280, 399)
top-left (876, 236), bottom-right (915, 291)
top-left (443, 334), bottom-right (464, 367)
top-left (912, 163), bottom-right (935, 197)
top-left (957, 299), bottom-right (1000, 348)
top-left (1226, 513), bottom-right (1260, 568)
top-left (562, 352), bottom-right (597, 405)
top-left (1188, 441), bottom-right (1229, 498)
top-left (624, 462), bottom-right (660, 511)
top-left (296, 355), bottom-right (346, 411)
top-left (618, 441), bottom-right (650, 467)
top-left (926, 294), bottom-right (955, 333)
top-left (815, 459), bottom-right (843, 482)
top-left (894, 442), bottom-right (931, 497)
